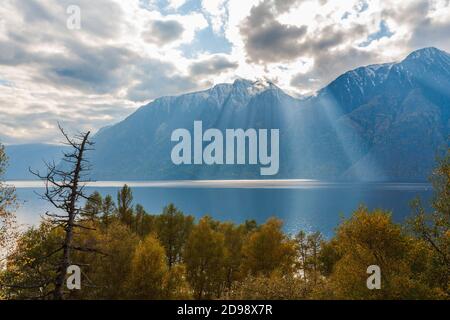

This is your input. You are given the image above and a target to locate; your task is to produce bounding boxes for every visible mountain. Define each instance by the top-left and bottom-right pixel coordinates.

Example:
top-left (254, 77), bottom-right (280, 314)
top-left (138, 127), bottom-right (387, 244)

top-left (320, 47), bottom-right (450, 180)
top-left (3, 144), bottom-right (67, 180)
top-left (5, 48), bottom-right (449, 181)
top-left (87, 47), bottom-right (449, 181)
top-left (89, 79), bottom-right (300, 179)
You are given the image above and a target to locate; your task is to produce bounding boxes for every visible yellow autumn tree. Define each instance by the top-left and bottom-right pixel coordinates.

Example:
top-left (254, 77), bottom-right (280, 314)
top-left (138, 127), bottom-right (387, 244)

top-left (242, 218), bottom-right (296, 277)
top-left (76, 220), bottom-right (139, 299)
top-left (323, 207), bottom-right (438, 299)
top-left (409, 149), bottom-right (450, 297)
top-left (127, 234), bottom-right (168, 299)
top-left (184, 216), bottom-right (225, 299)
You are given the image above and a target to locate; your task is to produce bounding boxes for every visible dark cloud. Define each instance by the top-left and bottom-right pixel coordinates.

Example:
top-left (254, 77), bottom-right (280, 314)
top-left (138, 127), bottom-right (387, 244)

top-left (14, 0), bottom-right (123, 39)
top-left (0, 29), bottom-right (140, 96)
top-left (239, 0), bottom-right (366, 65)
top-left (126, 59), bottom-right (200, 102)
top-left (189, 55), bottom-right (238, 76)
top-left (290, 48), bottom-right (377, 89)
top-left (273, 0), bottom-right (301, 12)
top-left (381, 0), bottom-right (429, 27)
top-left (15, 0), bottom-right (54, 23)
top-left (240, 0), bottom-right (308, 63)
top-left (379, 0), bottom-right (450, 54)
top-left (64, 0), bottom-right (124, 39)
top-left (39, 43), bottom-right (135, 94)
top-left (0, 41), bottom-right (30, 66)
top-left (272, 0), bottom-right (329, 13)
top-left (238, 0), bottom-right (373, 91)
top-left (142, 20), bottom-right (185, 45)
top-left (0, 37), bottom-right (136, 95)
top-left (409, 18), bottom-right (450, 52)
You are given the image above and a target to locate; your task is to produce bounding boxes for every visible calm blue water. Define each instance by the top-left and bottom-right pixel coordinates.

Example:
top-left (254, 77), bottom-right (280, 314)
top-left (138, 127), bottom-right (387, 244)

top-left (12, 181), bottom-right (433, 237)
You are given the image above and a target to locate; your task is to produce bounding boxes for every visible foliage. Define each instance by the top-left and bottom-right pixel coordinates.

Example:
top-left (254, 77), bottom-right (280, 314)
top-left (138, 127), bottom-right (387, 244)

top-left (0, 222), bottom-right (63, 299)
top-left (156, 204), bottom-right (194, 267)
top-left (0, 144), bottom-right (18, 269)
top-left (242, 218), bottom-right (296, 276)
top-left (127, 234), bottom-right (168, 299)
top-left (227, 272), bottom-right (310, 300)
top-left (319, 207), bottom-right (438, 299)
top-left (117, 185), bottom-right (134, 228)
top-left (409, 149), bottom-right (450, 296)
top-left (184, 216), bottom-right (226, 299)
top-left (84, 192), bottom-right (103, 220)
top-left (1, 149), bottom-right (449, 300)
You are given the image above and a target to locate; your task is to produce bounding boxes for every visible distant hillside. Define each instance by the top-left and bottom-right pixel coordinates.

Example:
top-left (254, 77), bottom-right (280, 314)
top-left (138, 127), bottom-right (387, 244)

top-left (4, 144), bottom-right (67, 180)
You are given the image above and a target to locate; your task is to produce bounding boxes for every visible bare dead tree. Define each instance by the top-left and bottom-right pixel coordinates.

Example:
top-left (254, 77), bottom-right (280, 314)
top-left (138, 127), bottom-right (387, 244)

top-left (31, 124), bottom-right (94, 300)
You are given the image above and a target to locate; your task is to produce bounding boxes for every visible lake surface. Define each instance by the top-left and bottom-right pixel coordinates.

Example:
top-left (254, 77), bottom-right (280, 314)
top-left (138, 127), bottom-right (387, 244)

top-left (9, 180), bottom-right (433, 237)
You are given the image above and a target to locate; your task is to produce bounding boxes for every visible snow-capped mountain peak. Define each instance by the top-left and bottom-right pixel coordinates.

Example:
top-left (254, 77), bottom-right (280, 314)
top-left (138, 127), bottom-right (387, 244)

top-left (404, 47), bottom-right (449, 62)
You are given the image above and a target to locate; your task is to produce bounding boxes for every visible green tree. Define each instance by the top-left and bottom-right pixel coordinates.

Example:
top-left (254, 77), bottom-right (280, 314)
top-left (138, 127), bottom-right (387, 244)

top-left (317, 238), bottom-right (341, 277)
top-left (83, 191), bottom-right (103, 220)
top-left (295, 231), bottom-right (322, 284)
top-left (184, 216), bottom-right (225, 299)
top-left (102, 195), bottom-right (115, 227)
top-left (134, 204), bottom-right (146, 237)
top-left (244, 220), bottom-right (258, 233)
top-left (295, 231), bottom-right (308, 279)
top-left (307, 232), bottom-right (322, 284)
top-left (80, 221), bottom-right (139, 299)
top-left (156, 204), bottom-right (194, 267)
top-left (0, 222), bottom-right (63, 299)
top-left (117, 185), bottom-right (134, 228)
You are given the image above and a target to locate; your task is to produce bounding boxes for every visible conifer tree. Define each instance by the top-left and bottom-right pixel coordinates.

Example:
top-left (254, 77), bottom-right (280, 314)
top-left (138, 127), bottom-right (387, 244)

top-left (117, 185), bottom-right (134, 228)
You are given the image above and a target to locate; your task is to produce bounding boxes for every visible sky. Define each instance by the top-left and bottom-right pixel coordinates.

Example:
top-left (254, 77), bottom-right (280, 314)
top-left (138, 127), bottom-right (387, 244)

top-left (0, 0), bottom-right (450, 144)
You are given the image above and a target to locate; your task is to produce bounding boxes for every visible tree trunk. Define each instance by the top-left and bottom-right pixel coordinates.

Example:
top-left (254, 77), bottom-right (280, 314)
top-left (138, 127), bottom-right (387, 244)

top-left (53, 132), bottom-right (90, 300)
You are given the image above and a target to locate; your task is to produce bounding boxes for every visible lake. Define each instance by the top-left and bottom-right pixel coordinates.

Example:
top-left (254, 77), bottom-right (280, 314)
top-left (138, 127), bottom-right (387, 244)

top-left (9, 180), bottom-right (433, 237)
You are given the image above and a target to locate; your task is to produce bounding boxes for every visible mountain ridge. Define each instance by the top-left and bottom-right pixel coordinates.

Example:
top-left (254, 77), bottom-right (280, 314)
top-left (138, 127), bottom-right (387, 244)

top-left (5, 47), bottom-right (449, 181)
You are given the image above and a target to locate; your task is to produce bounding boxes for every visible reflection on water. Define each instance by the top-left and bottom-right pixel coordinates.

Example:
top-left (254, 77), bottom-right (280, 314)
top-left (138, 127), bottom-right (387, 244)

top-left (10, 180), bottom-right (433, 237)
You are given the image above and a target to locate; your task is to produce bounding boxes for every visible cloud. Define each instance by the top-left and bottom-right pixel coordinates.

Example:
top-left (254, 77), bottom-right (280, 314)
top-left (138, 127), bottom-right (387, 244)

top-left (0, 0), bottom-right (211, 143)
top-left (40, 44), bottom-right (136, 94)
top-left (410, 18), bottom-right (450, 49)
top-left (0, 41), bottom-right (30, 66)
top-left (140, 12), bottom-right (208, 48)
top-left (15, 0), bottom-right (55, 23)
top-left (234, 0), bottom-right (374, 92)
top-left (189, 54), bottom-right (238, 76)
top-left (240, 0), bottom-right (308, 63)
top-left (290, 47), bottom-right (377, 88)
top-left (142, 20), bottom-right (185, 45)
top-left (1, 0), bottom-right (450, 143)
top-left (126, 58), bottom-right (200, 102)
top-left (13, 0), bottom-right (124, 39)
